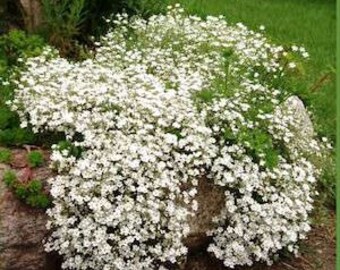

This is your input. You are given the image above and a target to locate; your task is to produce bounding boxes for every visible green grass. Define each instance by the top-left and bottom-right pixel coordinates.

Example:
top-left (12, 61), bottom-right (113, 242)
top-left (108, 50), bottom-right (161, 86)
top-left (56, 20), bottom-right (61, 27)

top-left (169, 0), bottom-right (336, 142)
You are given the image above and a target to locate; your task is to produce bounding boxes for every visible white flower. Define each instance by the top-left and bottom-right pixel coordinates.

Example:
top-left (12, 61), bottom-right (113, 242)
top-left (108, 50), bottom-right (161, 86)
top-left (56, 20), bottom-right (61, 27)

top-left (10, 6), bottom-right (326, 270)
top-left (288, 62), bottom-right (296, 69)
top-left (291, 45), bottom-right (299, 51)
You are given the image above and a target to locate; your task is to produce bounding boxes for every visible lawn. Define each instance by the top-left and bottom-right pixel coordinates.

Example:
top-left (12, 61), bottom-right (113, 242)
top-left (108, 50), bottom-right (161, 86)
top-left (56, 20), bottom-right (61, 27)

top-left (170, 0), bottom-right (336, 142)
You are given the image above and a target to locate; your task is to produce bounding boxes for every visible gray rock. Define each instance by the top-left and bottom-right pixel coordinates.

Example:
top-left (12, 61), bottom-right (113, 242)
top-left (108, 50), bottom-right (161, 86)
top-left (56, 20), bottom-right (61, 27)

top-left (184, 177), bottom-right (225, 250)
top-left (283, 95), bottom-right (314, 138)
top-left (278, 95), bottom-right (316, 157)
top-left (0, 162), bottom-right (46, 270)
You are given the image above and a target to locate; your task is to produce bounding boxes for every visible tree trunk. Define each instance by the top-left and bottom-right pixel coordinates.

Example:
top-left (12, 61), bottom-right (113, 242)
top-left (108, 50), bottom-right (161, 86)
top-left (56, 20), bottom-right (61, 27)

top-left (19, 0), bottom-right (42, 32)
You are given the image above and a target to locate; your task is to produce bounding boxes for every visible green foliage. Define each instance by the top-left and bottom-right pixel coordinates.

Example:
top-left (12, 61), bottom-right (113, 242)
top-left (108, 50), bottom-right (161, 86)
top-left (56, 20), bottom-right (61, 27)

top-left (123, 0), bottom-right (167, 16)
top-left (0, 107), bottom-right (17, 129)
top-left (17, 179), bottom-right (50, 208)
top-left (57, 140), bottom-right (83, 158)
top-left (222, 128), bottom-right (236, 142)
top-left (239, 128), bottom-right (279, 169)
top-left (3, 170), bottom-right (16, 187)
top-left (0, 127), bottom-right (36, 146)
top-left (26, 180), bottom-right (50, 208)
top-left (39, 0), bottom-right (168, 55)
top-left (194, 89), bottom-right (216, 104)
top-left (0, 30), bottom-right (46, 97)
top-left (0, 148), bottom-right (11, 163)
top-left (314, 154), bottom-right (335, 209)
top-left (0, 30), bottom-right (46, 68)
top-left (27, 151), bottom-right (44, 167)
top-left (2, 171), bottom-right (50, 208)
top-left (15, 184), bottom-right (29, 199)
top-left (27, 179), bottom-right (43, 193)
top-left (26, 193), bottom-right (51, 208)
top-left (263, 149), bottom-right (280, 170)
top-left (0, 30), bottom-right (46, 146)
top-left (41, 0), bottom-right (86, 56)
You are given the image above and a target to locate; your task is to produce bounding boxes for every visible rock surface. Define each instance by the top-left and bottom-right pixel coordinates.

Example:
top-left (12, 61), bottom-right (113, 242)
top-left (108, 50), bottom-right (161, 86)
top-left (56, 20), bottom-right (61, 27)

top-left (0, 163), bottom-right (46, 270)
top-left (283, 95), bottom-right (314, 138)
top-left (0, 150), bottom-right (61, 270)
top-left (184, 178), bottom-right (225, 250)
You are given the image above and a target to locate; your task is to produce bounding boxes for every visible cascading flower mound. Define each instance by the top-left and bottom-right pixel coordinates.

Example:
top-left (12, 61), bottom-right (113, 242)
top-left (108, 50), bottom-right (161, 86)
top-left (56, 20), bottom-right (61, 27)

top-left (9, 5), bottom-right (330, 270)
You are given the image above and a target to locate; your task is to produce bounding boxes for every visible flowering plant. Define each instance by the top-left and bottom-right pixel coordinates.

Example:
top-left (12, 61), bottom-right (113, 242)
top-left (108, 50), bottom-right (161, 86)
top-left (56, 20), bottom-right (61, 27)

top-left (9, 5), bottom-right (330, 269)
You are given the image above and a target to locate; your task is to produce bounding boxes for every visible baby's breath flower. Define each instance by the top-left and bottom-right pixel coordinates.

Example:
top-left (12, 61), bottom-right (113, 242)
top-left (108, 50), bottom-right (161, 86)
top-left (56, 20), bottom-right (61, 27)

top-left (10, 5), bottom-right (327, 270)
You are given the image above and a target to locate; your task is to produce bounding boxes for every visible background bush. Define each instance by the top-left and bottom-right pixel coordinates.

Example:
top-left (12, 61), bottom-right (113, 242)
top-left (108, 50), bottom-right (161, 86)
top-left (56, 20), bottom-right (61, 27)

top-left (0, 30), bottom-right (46, 145)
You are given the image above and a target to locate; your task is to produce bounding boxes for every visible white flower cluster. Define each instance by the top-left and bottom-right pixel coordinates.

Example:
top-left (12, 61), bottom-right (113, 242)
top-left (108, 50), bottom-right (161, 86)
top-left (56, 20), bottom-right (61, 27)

top-left (9, 5), bottom-right (329, 269)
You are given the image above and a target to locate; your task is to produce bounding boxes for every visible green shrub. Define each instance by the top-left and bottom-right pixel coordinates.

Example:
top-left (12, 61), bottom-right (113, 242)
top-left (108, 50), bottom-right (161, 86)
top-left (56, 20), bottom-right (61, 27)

top-left (27, 179), bottom-right (43, 193)
top-left (26, 180), bottom-right (50, 208)
top-left (40, 0), bottom-right (86, 56)
top-left (0, 30), bottom-right (46, 67)
top-left (39, 0), bottom-right (167, 56)
top-left (26, 193), bottom-right (51, 208)
top-left (0, 148), bottom-right (11, 163)
top-left (27, 151), bottom-right (44, 167)
top-left (2, 170), bottom-right (16, 187)
top-left (0, 30), bottom-right (46, 146)
top-left (15, 184), bottom-right (29, 199)
top-left (123, 0), bottom-right (168, 16)
top-left (2, 171), bottom-right (50, 208)
top-left (0, 127), bottom-right (36, 146)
